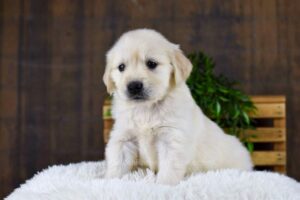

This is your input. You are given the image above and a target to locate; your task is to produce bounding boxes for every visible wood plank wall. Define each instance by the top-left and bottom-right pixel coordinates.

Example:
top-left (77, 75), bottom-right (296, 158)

top-left (1, 0), bottom-right (299, 198)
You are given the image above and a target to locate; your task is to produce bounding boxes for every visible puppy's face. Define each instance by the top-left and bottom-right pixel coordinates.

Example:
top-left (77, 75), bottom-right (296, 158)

top-left (103, 29), bottom-right (192, 104)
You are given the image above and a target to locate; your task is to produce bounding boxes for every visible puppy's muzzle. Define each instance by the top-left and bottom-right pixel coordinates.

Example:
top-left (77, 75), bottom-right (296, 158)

top-left (127, 81), bottom-right (146, 100)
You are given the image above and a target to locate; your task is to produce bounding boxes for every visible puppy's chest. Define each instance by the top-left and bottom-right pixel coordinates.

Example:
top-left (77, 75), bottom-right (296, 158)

top-left (119, 107), bottom-right (164, 131)
top-left (121, 107), bottom-right (166, 170)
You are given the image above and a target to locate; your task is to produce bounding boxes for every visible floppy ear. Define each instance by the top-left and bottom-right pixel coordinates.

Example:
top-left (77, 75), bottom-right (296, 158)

top-left (103, 61), bottom-right (115, 95)
top-left (171, 48), bottom-right (193, 85)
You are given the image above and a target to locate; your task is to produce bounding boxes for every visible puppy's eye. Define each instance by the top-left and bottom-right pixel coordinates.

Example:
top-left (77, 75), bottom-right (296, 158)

top-left (146, 60), bottom-right (158, 70)
top-left (118, 63), bottom-right (126, 72)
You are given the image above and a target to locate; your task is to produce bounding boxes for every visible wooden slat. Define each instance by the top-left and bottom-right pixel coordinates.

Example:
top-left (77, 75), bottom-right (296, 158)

top-left (251, 96), bottom-right (286, 103)
top-left (244, 128), bottom-right (286, 142)
top-left (103, 99), bottom-right (287, 119)
top-left (103, 129), bottom-right (110, 143)
top-left (251, 151), bottom-right (286, 166)
top-left (274, 118), bottom-right (286, 128)
top-left (104, 99), bottom-right (112, 105)
top-left (250, 103), bottom-right (285, 118)
top-left (104, 119), bottom-right (114, 130)
top-left (102, 97), bottom-right (286, 104)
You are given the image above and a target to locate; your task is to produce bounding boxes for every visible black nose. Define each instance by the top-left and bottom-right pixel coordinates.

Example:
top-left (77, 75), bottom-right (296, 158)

top-left (127, 81), bottom-right (144, 95)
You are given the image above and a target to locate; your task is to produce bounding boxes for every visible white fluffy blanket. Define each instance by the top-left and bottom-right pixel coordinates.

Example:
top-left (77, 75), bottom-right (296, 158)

top-left (6, 161), bottom-right (300, 200)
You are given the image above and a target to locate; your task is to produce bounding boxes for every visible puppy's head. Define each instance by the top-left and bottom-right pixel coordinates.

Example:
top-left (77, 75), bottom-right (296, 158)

top-left (103, 29), bottom-right (192, 103)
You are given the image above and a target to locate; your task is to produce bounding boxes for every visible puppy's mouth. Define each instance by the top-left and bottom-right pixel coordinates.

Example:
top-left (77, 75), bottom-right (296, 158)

top-left (127, 93), bottom-right (148, 102)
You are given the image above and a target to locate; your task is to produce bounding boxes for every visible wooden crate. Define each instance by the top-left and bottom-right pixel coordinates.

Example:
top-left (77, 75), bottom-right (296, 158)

top-left (102, 96), bottom-right (286, 173)
top-left (248, 96), bottom-right (286, 173)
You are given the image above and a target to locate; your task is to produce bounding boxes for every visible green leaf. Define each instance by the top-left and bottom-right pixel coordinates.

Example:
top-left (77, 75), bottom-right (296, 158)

top-left (216, 101), bottom-right (221, 117)
top-left (247, 142), bottom-right (254, 153)
top-left (233, 108), bottom-right (240, 119)
top-left (242, 111), bottom-right (250, 125)
top-left (219, 88), bottom-right (229, 94)
top-left (219, 96), bottom-right (229, 102)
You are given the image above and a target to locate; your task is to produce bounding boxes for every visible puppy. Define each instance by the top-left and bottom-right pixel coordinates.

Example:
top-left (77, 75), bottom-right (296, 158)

top-left (103, 29), bottom-right (253, 185)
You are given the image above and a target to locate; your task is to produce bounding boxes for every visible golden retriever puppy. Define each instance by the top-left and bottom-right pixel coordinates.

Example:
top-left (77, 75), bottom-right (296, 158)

top-left (103, 29), bottom-right (253, 185)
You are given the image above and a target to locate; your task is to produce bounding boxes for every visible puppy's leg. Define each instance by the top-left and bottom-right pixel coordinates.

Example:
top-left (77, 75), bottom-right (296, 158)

top-left (105, 135), bottom-right (137, 179)
top-left (156, 131), bottom-right (190, 185)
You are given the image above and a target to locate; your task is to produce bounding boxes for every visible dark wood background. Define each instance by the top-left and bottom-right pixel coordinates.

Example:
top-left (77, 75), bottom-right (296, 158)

top-left (1, 0), bottom-right (299, 198)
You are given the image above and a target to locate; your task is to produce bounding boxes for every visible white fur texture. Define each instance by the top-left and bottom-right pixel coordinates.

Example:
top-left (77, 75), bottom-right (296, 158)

top-left (103, 29), bottom-right (253, 185)
top-left (6, 161), bottom-right (300, 200)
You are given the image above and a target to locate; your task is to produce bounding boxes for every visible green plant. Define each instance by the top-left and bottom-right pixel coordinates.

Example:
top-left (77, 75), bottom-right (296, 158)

top-left (186, 51), bottom-right (256, 152)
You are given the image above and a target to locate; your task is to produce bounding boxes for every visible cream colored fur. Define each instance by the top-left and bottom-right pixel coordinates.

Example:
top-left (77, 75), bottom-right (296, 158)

top-left (103, 29), bottom-right (253, 185)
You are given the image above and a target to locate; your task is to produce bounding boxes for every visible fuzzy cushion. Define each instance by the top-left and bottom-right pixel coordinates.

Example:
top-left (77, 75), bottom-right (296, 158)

top-left (6, 161), bottom-right (300, 200)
